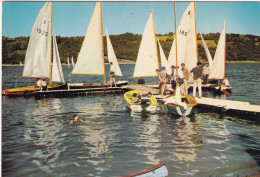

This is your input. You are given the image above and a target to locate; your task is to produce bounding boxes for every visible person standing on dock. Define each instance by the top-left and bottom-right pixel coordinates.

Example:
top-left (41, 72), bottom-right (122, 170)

top-left (170, 65), bottom-right (176, 93)
top-left (181, 63), bottom-right (190, 95)
top-left (202, 63), bottom-right (210, 85)
top-left (190, 62), bottom-right (202, 98)
top-left (109, 62), bottom-right (117, 87)
top-left (156, 69), bottom-right (162, 94)
top-left (159, 67), bottom-right (168, 97)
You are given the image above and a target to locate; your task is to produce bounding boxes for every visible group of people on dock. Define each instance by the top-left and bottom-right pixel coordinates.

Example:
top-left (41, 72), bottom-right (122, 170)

top-left (155, 62), bottom-right (211, 98)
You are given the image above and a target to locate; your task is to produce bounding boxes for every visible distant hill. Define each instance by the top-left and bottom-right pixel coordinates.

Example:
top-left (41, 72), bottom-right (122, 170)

top-left (2, 32), bottom-right (260, 64)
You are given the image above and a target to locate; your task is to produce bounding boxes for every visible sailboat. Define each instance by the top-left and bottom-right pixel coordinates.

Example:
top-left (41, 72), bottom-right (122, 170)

top-left (130, 10), bottom-right (159, 78)
top-left (19, 61), bottom-right (23, 66)
top-left (67, 57), bottom-right (71, 68)
top-left (68, 2), bottom-right (128, 89)
top-left (168, 2), bottom-right (198, 72)
top-left (71, 56), bottom-right (75, 68)
top-left (200, 19), bottom-right (232, 94)
top-left (165, 2), bottom-right (197, 117)
top-left (2, 2), bottom-right (66, 96)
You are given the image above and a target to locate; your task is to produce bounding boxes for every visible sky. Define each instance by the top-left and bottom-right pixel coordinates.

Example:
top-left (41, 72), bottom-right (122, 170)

top-left (2, 1), bottom-right (260, 38)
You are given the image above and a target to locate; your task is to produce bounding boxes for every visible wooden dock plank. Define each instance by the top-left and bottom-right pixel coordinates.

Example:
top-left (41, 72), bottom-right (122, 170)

top-left (123, 85), bottom-right (160, 95)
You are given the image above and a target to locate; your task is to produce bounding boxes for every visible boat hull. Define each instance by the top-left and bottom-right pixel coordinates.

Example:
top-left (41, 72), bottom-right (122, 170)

top-left (2, 83), bottom-right (67, 96)
top-left (165, 95), bottom-right (197, 117)
top-left (124, 90), bottom-right (157, 112)
top-left (166, 104), bottom-right (195, 116)
top-left (68, 80), bottom-right (128, 89)
top-left (119, 162), bottom-right (168, 177)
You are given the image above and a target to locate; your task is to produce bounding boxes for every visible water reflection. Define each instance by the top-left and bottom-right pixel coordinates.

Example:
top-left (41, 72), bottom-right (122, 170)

top-left (172, 116), bottom-right (201, 162)
top-left (24, 98), bottom-right (66, 175)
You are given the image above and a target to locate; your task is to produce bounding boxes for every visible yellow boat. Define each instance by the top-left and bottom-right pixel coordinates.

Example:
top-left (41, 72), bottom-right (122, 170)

top-left (124, 90), bottom-right (157, 111)
top-left (2, 83), bottom-right (67, 96)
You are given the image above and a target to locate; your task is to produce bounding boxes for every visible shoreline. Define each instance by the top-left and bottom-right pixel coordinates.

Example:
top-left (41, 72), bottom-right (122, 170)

top-left (2, 60), bottom-right (260, 66)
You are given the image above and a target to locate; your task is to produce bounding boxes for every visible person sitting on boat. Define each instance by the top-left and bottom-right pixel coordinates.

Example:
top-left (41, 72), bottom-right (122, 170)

top-left (190, 62), bottom-right (202, 98)
top-left (138, 77), bottom-right (145, 85)
top-left (170, 65), bottom-right (176, 93)
top-left (181, 63), bottom-right (190, 95)
top-left (159, 67), bottom-right (168, 97)
top-left (202, 63), bottom-right (210, 85)
top-left (35, 78), bottom-right (42, 88)
top-left (109, 62), bottom-right (117, 87)
top-left (41, 79), bottom-right (48, 91)
top-left (131, 93), bottom-right (141, 103)
top-left (223, 77), bottom-right (230, 86)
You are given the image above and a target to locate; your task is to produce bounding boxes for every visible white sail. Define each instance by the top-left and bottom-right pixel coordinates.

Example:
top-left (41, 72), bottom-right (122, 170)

top-left (200, 33), bottom-right (213, 70)
top-left (20, 62), bottom-right (22, 66)
top-left (158, 39), bottom-right (171, 75)
top-left (52, 29), bottom-right (65, 83)
top-left (106, 29), bottom-right (123, 76)
top-left (175, 85), bottom-right (182, 104)
top-left (209, 19), bottom-right (226, 80)
top-left (71, 56), bottom-right (75, 67)
top-left (132, 11), bottom-right (159, 77)
top-left (22, 2), bottom-right (52, 78)
top-left (168, 2), bottom-right (197, 71)
top-left (67, 57), bottom-right (70, 68)
top-left (71, 2), bottom-right (104, 76)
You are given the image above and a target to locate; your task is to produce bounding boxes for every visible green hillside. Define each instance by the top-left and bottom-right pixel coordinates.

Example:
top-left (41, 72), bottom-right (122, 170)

top-left (2, 32), bottom-right (260, 65)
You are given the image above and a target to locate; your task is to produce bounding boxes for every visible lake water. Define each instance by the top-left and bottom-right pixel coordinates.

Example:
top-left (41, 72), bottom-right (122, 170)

top-left (2, 63), bottom-right (260, 176)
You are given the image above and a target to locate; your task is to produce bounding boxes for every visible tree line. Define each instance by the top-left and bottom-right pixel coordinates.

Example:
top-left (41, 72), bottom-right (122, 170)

top-left (2, 32), bottom-right (260, 65)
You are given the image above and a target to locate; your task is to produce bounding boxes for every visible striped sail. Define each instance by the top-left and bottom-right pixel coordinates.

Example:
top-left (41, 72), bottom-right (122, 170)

top-left (22, 2), bottom-right (52, 78)
top-left (209, 19), bottom-right (226, 80)
top-left (106, 29), bottom-right (123, 76)
top-left (132, 11), bottom-right (159, 77)
top-left (52, 29), bottom-right (65, 83)
top-left (168, 2), bottom-right (197, 71)
top-left (71, 2), bottom-right (104, 76)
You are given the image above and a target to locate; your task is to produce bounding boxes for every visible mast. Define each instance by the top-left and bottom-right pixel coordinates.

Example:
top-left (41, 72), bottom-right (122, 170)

top-left (194, 2), bottom-right (198, 62)
top-left (152, 10), bottom-right (160, 70)
top-left (101, 2), bottom-right (106, 84)
top-left (223, 17), bottom-right (226, 80)
top-left (49, 2), bottom-right (53, 85)
top-left (174, 2), bottom-right (178, 86)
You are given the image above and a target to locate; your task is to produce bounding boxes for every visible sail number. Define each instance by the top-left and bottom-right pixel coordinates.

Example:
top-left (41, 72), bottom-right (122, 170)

top-left (36, 28), bottom-right (48, 37)
top-left (179, 30), bottom-right (188, 36)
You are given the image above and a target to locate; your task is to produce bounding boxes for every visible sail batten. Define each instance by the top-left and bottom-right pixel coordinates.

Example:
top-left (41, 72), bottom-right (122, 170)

top-left (106, 29), bottom-right (123, 76)
top-left (71, 2), bottom-right (104, 76)
top-left (22, 2), bottom-right (52, 78)
top-left (132, 11), bottom-right (158, 77)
